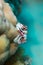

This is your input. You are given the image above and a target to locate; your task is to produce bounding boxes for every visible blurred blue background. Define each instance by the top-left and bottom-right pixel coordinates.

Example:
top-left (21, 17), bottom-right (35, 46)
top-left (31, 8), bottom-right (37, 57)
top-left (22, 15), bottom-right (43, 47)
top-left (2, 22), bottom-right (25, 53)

top-left (5, 0), bottom-right (43, 65)
top-left (18, 1), bottom-right (43, 65)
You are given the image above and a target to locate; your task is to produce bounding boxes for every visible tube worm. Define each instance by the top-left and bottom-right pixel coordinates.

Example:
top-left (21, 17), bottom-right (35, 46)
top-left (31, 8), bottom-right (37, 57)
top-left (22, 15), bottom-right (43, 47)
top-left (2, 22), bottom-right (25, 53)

top-left (0, 0), bottom-right (27, 42)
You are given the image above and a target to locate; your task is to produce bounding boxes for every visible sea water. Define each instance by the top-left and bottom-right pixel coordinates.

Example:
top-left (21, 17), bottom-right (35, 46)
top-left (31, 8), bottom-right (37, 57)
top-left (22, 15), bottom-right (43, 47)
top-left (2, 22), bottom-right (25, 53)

top-left (18, 2), bottom-right (43, 65)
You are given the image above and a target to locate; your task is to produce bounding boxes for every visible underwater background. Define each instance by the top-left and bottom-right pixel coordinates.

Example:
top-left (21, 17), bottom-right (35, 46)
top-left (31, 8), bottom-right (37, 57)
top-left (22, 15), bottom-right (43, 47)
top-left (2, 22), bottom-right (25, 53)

top-left (5, 0), bottom-right (43, 65)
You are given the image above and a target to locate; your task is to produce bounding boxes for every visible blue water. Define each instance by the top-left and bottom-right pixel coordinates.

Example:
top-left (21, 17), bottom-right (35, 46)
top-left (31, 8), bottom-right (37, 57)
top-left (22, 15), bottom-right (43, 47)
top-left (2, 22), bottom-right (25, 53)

top-left (18, 2), bottom-right (43, 65)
